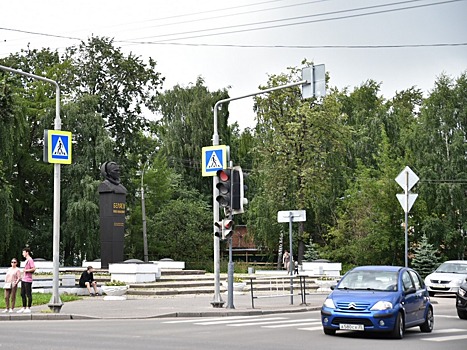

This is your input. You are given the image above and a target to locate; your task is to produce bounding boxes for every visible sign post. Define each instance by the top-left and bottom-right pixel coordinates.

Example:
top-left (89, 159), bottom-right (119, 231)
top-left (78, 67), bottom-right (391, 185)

top-left (209, 66), bottom-right (325, 308)
top-left (395, 166), bottom-right (419, 267)
top-left (278, 210), bottom-right (306, 304)
top-left (0, 64), bottom-right (64, 313)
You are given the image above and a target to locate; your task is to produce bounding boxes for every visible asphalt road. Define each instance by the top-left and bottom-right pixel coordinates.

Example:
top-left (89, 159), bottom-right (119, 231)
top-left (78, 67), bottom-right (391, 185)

top-left (0, 296), bottom-right (464, 350)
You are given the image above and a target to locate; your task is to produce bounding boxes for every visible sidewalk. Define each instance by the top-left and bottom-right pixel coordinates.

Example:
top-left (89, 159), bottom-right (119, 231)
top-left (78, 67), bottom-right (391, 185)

top-left (0, 292), bottom-right (327, 321)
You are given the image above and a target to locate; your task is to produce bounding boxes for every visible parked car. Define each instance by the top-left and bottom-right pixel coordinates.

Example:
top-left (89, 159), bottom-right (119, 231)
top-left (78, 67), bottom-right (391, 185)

top-left (424, 260), bottom-right (467, 297)
top-left (456, 281), bottom-right (467, 319)
top-left (321, 265), bottom-right (433, 339)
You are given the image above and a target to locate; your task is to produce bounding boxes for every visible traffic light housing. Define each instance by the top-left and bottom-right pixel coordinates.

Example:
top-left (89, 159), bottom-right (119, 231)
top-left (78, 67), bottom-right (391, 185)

top-left (214, 221), bottom-right (223, 239)
top-left (231, 166), bottom-right (248, 215)
top-left (222, 218), bottom-right (234, 240)
top-left (216, 169), bottom-right (231, 210)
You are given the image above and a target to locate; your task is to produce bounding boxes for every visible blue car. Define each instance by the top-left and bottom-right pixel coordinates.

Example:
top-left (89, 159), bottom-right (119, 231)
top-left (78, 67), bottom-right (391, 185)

top-left (321, 266), bottom-right (434, 339)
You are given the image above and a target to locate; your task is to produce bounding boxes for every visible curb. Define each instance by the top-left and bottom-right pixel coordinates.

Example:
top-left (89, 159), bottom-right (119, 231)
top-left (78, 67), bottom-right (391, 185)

top-left (0, 305), bottom-right (321, 321)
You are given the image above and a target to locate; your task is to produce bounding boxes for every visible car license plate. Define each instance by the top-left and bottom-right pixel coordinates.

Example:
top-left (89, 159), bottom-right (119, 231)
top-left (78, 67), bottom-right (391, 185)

top-left (339, 323), bottom-right (364, 331)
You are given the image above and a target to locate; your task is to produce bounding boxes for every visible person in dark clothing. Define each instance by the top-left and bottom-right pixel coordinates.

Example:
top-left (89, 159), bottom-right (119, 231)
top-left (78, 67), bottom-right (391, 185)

top-left (79, 266), bottom-right (99, 296)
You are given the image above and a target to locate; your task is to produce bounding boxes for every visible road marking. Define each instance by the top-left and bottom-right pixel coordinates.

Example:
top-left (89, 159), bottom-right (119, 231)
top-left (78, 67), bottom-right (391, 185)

top-left (195, 317), bottom-right (285, 325)
top-left (229, 319), bottom-right (319, 327)
top-left (422, 334), bottom-right (467, 342)
top-left (163, 316), bottom-right (262, 323)
top-left (298, 326), bottom-right (323, 331)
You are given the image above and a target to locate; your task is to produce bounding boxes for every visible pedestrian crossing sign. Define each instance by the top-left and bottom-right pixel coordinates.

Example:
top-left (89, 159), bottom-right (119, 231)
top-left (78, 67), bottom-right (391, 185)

top-left (202, 145), bottom-right (229, 177)
top-left (44, 130), bottom-right (72, 164)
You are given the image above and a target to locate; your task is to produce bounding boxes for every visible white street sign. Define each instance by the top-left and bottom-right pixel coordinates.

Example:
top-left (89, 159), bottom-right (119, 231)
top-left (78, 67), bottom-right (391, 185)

top-left (277, 210), bottom-right (306, 223)
top-left (396, 193), bottom-right (419, 213)
top-left (395, 166), bottom-right (419, 191)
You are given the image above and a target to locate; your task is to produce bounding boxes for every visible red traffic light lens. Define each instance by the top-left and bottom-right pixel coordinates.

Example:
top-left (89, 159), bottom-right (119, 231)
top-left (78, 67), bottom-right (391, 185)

top-left (218, 170), bottom-right (230, 182)
top-left (224, 220), bottom-right (233, 229)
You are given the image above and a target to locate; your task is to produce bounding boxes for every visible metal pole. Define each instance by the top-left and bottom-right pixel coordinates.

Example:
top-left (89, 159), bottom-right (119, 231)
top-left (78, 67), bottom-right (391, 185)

top-left (0, 64), bottom-right (63, 312)
top-left (405, 171), bottom-right (409, 267)
top-left (211, 80), bottom-right (306, 308)
top-left (289, 212), bottom-right (294, 305)
top-left (226, 161), bottom-right (235, 309)
top-left (227, 238), bottom-right (235, 309)
top-left (141, 163), bottom-right (148, 263)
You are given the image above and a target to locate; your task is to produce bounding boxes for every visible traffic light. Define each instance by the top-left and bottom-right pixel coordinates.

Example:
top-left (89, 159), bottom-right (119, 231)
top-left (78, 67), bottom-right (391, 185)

top-left (216, 169), bottom-right (232, 210)
top-left (214, 221), bottom-right (223, 239)
top-left (231, 166), bottom-right (248, 215)
top-left (222, 218), bottom-right (234, 240)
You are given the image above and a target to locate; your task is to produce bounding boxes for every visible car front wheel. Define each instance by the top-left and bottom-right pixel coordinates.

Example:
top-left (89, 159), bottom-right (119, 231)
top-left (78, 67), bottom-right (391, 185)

top-left (458, 309), bottom-right (467, 320)
top-left (420, 307), bottom-right (434, 332)
top-left (390, 312), bottom-right (404, 339)
top-left (323, 328), bottom-right (336, 335)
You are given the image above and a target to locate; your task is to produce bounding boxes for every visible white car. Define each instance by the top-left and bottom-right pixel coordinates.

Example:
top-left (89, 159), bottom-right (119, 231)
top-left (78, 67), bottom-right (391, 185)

top-left (424, 260), bottom-right (467, 297)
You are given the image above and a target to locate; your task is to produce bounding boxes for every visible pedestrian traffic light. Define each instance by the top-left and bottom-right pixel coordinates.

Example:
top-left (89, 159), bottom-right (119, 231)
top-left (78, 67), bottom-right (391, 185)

top-left (222, 218), bottom-right (234, 240)
top-left (231, 166), bottom-right (248, 215)
top-left (216, 169), bottom-right (232, 210)
top-left (214, 221), bottom-right (223, 239)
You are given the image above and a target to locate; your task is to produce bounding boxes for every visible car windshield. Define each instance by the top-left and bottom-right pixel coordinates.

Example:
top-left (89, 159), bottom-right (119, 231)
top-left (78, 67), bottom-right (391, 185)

top-left (436, 262), bottom-right (467, 274)
top-left (338, 270), bottom-right (399, 291)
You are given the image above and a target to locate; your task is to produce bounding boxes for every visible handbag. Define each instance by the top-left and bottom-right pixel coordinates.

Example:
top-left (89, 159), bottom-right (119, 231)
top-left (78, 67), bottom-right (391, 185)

top-left (3, 282), bottom-right (12, 289)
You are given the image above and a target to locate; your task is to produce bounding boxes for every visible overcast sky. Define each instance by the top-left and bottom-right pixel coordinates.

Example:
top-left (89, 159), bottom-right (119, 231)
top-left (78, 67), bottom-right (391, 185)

top-left (1, 0), bottom-right (466, 130)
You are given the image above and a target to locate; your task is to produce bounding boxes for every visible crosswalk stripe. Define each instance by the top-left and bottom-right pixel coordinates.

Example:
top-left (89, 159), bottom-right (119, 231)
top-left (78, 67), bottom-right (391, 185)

top-left (229, 319), bottom-right (318, 327)
top-left (422, 334), bottom-right (467, 342)
top-left (163, 316), bottom-right (263, 324)
top-left (298, 326), bottom-right (323, 331)
top-left (262, 321), bottom-right (322, 329)
top-left (195, 317), bottom-right (285, 325)
top-left (431, 328), bottom-right (467, 334)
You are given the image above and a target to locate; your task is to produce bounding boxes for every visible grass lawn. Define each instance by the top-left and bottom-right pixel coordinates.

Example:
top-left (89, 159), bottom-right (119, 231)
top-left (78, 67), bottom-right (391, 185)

top-left (1, 289), bottom-right (81, 309)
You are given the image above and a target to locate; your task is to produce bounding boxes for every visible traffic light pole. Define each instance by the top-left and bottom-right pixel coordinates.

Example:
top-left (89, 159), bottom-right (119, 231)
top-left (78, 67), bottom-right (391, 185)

top-left (211, 79), bottom-right (307, 308)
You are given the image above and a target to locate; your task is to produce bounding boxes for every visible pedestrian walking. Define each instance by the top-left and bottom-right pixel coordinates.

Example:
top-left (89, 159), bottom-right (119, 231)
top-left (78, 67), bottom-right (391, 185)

top-left (2, 258), bottom-right (21, 313)
top-left (17, 247), bottom-right (36, 313)
top-left (283, 250), bottom-right (290, 272)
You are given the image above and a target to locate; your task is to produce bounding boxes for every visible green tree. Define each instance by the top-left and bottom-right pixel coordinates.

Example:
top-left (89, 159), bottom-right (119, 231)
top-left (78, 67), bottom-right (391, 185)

top-left (411, 234), bottom-right (439, 278)
top-left (250, 64), bottom-right (349, 262)
top-left (153, 77), bottom-right (230, 197)
top-left (303, 236), bottom-right (320, 262)
top-left (412, 72), bottom-right (467, 260)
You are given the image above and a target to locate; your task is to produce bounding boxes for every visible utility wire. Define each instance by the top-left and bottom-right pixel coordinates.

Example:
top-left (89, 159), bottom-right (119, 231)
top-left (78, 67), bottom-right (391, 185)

top-left (130, 42), bottom-right (467, 49)
top-left (121, 0), bottom-right (463, 44)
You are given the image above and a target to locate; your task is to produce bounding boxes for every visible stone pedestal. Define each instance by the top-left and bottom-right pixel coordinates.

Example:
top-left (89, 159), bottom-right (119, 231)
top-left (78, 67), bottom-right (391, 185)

top-left (108, 262), bottom-right (161, 283)
top-left (98, 191), bottom-right (126, 269)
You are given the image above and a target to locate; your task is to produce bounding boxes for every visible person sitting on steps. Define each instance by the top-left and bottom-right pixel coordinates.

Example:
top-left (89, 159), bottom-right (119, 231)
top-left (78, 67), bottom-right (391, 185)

top-left (79, 266), bottom-right (99, 296)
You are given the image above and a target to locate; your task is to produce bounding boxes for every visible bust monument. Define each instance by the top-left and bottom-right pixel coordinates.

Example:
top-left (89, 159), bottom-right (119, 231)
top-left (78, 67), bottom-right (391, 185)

top-left (98, 161), bottom-right (127, 194)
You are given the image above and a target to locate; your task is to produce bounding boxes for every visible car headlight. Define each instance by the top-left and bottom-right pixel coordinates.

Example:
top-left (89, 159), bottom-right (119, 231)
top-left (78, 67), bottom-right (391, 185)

top-left (370, 301), bottom-right (393, 311)
top-left (455, 279), bottom-right (465, 284)
top-left (323, 298), bottom-right (336, 309)
top-left (459, 288), bottom-right (466, 297)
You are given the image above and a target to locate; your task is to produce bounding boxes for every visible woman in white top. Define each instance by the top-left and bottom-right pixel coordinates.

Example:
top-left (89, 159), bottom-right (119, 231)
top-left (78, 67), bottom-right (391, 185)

top-left (3, 258), bottom-right (22, 313)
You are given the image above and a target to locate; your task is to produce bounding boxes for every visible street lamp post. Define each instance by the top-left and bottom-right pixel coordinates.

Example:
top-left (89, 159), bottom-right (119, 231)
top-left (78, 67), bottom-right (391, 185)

top-left (0, 64), bottom-right (63, 312)
top-left (211, 79), bottom-right (308, 308)
top-left (141, 161), bottom-right (149, 263)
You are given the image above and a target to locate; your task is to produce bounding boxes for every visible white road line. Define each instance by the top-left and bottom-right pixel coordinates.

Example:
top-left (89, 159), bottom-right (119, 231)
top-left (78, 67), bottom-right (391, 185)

top-left (228, 319), bottom-right (318, 327)
top-left (422, 334), bottom-right (467, 342)
top-left (298, 326), bottom-right (323, 331)
top-left (163, 316), bottom-right (266, 324)
top-left (195, 317), bottom-right (286, 325)
top-left (262, 321), bottom-right (322, 329)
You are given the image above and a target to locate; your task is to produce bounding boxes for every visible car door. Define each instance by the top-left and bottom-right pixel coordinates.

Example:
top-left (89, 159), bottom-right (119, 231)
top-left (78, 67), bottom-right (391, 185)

top-left (401, 270), bottom-right (421, 325)
top-left (408, 269), bottom-right (428, 322)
